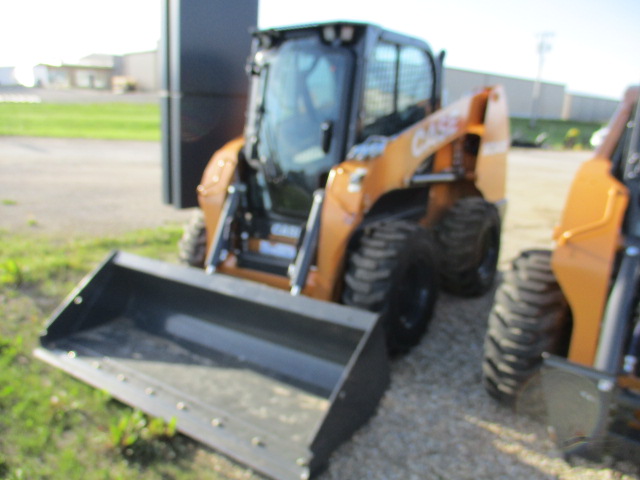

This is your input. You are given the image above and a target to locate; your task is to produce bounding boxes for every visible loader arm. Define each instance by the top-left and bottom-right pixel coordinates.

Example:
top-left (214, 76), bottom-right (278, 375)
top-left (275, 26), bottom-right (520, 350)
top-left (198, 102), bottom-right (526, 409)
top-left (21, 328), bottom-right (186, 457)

top-left (314, 86), bottom-right (509, 301)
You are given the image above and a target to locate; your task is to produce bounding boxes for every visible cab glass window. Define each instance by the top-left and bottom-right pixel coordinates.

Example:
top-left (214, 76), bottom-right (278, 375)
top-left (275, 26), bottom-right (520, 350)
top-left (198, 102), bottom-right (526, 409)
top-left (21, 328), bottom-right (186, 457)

top-left (361, 41), bottom-right (434, 139)
top-left (362, 42), bottom-right (397, 129)
top-left (398, 46), bottom-right (433, 114)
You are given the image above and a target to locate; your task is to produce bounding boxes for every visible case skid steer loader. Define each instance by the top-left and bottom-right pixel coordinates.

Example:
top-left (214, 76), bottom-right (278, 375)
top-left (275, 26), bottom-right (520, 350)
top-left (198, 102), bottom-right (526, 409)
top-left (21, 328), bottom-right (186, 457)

top-left (35, 22), bottom-right (509, 480)
top-left (482, 86), bottom-right (640, 457)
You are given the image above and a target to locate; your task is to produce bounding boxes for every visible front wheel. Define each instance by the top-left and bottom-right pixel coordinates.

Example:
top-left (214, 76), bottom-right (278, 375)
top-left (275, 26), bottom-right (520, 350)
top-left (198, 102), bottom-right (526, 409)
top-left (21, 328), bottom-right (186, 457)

top-left (482, 249), bottom-right (571, 409)
top-left (342, 221), bottom-right (439, 354)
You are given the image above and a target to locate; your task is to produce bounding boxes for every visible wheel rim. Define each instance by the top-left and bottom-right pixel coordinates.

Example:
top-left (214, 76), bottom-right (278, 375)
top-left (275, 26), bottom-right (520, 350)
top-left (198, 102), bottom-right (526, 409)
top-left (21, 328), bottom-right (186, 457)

top-left (477, 228), bottom-right (498, 285)
top-left (397, 261), bottom-right (432, 330)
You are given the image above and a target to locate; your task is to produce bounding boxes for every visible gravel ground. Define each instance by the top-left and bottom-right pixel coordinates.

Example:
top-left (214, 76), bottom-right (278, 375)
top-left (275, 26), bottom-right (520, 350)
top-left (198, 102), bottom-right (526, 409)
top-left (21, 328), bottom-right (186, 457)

top-left (2, 138), bottom-right (638, 479)
top-left (321, 289), bottom-right (639, 480)
top-left (318, 148), bottom-right (640, 480)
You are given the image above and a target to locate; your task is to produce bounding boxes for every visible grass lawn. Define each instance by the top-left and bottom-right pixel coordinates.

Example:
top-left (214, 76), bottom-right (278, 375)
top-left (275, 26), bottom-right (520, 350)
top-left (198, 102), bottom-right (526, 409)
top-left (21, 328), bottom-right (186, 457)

top-left (0, 103), bottom-right (160, 141)
top-left (0, 101), bottom-right (605, 148)
top-left (510, 117), bottom-right (603, 149)
top-left (0, 226), bottom-right (261, 480)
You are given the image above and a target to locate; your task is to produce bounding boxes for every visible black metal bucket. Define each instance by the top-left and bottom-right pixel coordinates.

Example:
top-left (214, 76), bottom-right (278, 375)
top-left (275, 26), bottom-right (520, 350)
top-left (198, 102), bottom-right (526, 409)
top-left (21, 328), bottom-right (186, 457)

top-left (35, 251), bottom-right (389, 480)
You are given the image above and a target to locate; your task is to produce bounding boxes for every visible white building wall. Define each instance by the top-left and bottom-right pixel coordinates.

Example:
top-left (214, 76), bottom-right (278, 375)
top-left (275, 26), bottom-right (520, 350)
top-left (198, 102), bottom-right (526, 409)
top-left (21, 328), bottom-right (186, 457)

top-left (444, 67), bottom-right (565, 119)
top-left (0, 67), bottom-right (17, 85)
top-left (120, 51), bottom-right (160, 92)
top-left (563, 93), bottom-right (618, 123)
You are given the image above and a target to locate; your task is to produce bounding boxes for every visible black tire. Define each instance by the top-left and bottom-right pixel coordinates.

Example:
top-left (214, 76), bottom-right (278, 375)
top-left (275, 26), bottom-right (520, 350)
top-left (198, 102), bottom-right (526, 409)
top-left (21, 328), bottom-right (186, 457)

top-left (482, 249), bottom-right (570, 409)
top-left (342, 220), bottom-right (439, 354)
top-left (178, 210), bottom-right (207, 268)
top-left (435, 196), bottom-right (501, 296)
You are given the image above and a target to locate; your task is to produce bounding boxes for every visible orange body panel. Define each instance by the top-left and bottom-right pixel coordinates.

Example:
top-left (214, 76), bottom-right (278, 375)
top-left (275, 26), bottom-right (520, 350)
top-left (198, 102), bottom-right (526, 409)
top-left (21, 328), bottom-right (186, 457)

top-left (474, 87), bottom-right (510, 203)
top-left (551, 159), bottom-right (628, 365)
top-left (314, 86), bottom-right (509, 301)
top-left (550, 87), bottom-right (639, 367)
top-left (196, 87), bottom-right (509, 300)
top-left (196, 138), bottom-right (243, 247)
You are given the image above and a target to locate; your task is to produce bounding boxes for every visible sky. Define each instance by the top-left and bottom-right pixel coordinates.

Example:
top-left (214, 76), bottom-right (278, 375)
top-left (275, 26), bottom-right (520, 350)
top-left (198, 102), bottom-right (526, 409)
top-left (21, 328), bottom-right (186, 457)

top-left (1, 0), bottom-right (638, 99)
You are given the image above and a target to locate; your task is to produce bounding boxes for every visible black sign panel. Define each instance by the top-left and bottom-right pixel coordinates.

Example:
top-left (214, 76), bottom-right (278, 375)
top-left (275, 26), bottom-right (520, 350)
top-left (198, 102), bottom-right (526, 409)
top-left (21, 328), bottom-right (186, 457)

top-left (161, 0), bottom-right (258, 208)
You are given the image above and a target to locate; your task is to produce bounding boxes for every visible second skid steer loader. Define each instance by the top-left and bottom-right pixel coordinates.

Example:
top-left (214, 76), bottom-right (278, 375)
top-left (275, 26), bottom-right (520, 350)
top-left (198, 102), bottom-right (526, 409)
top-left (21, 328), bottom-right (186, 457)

top-left (36, 22), bottom-right (509, 480)
top-left (482, 86), bottom-right (640, 457)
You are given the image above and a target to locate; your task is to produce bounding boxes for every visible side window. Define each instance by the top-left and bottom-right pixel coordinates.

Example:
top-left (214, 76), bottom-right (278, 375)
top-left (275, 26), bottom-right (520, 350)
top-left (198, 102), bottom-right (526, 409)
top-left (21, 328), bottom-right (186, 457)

top-left (361, 41), bottom-right (434, 140)
top-left (362, 42), bottom-right (397, 136)
top-left (398, 46), bottom-right (433, 115)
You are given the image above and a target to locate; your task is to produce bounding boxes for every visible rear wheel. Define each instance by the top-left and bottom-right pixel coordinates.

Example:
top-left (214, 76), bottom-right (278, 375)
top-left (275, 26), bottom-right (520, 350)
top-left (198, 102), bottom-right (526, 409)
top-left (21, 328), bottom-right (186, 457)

top-left (343, 221), bottom-right (439, 354)
top-left (435, 196), bottom-right (501, 296)
top-left (482, 249), bottom-right (570, 409)
top-left (179, 210), bottom-right (207, 268)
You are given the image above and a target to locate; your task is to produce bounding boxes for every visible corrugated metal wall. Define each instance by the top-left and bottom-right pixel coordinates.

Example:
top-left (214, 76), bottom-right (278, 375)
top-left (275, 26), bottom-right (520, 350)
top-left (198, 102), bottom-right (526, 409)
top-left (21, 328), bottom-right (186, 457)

top-left (562, 93), bottom-right (619, 123)
top-left (443, 66), bottom-right (618, 123)
top-left (444, 67), bottom-right (564, 119)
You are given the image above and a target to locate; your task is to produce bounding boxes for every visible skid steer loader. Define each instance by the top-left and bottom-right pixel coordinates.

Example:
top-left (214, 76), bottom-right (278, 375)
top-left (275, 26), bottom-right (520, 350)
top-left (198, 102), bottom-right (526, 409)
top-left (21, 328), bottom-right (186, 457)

top-left (35, 22), bottom-right (509, 480)
top-left (482, 86), bottom-right (640, 457)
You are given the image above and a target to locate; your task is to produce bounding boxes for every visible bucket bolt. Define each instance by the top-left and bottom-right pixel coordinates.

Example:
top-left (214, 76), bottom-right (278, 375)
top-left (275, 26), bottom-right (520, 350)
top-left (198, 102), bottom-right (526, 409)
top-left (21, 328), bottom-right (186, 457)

top-left (211, 418), bottom-right (224, 428)
top-left (251, 436), bottom-right (265, 447)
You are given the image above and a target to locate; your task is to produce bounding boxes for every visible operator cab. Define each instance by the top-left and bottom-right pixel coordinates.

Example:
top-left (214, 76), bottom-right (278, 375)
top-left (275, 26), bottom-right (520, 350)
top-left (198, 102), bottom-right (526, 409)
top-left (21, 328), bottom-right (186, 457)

top-left (236, 22), bottom-right (442, 276)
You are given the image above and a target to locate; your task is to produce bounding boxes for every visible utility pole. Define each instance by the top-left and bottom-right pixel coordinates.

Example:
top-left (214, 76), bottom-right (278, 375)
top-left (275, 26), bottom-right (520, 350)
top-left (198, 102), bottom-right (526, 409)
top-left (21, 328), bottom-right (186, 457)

top-left (530, 32), bottom-right (553, 128)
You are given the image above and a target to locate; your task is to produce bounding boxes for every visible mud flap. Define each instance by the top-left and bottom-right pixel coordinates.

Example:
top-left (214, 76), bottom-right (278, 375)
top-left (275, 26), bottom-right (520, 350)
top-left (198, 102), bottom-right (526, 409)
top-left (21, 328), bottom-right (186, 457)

top-left (35, 251), bottom-right (389, 480)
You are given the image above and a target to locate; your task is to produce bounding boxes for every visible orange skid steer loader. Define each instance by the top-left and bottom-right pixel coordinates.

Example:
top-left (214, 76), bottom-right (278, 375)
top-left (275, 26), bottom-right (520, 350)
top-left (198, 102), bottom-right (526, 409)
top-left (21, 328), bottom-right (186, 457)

top-left (483, 86), bottom-right (640, 457)
top-left (36, 22), bottom-right (509, 480)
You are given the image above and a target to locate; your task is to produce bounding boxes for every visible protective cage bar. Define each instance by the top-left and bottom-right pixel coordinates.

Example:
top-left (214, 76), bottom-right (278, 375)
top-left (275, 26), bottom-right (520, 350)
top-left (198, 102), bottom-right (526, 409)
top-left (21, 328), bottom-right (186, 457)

top-left (35, 251), bottom-right (389, 480)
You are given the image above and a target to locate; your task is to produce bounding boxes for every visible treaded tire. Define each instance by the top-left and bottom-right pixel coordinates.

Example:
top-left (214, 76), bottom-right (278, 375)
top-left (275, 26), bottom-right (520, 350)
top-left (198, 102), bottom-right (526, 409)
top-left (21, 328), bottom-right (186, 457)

top-left (482, 249), bottom-right (570, 409)
top-left (435, 196), bottom-right (501, 296)
top-left (342, 220), bottom-right (439, 354)
top-left (178, 209), bottom-right (207, 268)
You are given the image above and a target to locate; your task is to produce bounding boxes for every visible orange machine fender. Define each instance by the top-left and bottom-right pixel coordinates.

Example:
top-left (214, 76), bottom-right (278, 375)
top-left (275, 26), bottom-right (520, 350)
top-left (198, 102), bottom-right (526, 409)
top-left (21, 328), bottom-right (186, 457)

top-left (551, 158), bottom-right (628, 365)
top-left (196, 138), bottom-right (243, 247)
top-left (313, 161), bottom-right (369, 300)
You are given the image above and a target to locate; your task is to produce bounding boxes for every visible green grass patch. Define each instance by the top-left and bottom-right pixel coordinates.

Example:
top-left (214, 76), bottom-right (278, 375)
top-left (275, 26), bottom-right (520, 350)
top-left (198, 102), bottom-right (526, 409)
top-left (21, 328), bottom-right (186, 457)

top-left (0, 226), bottom-right (182, 294)
top-left (510, 117), bottom-right (603, 149)
top-left (0, 103), bottom-right (160, 141)
top-left (0, 225), bottom-right (252, 479)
